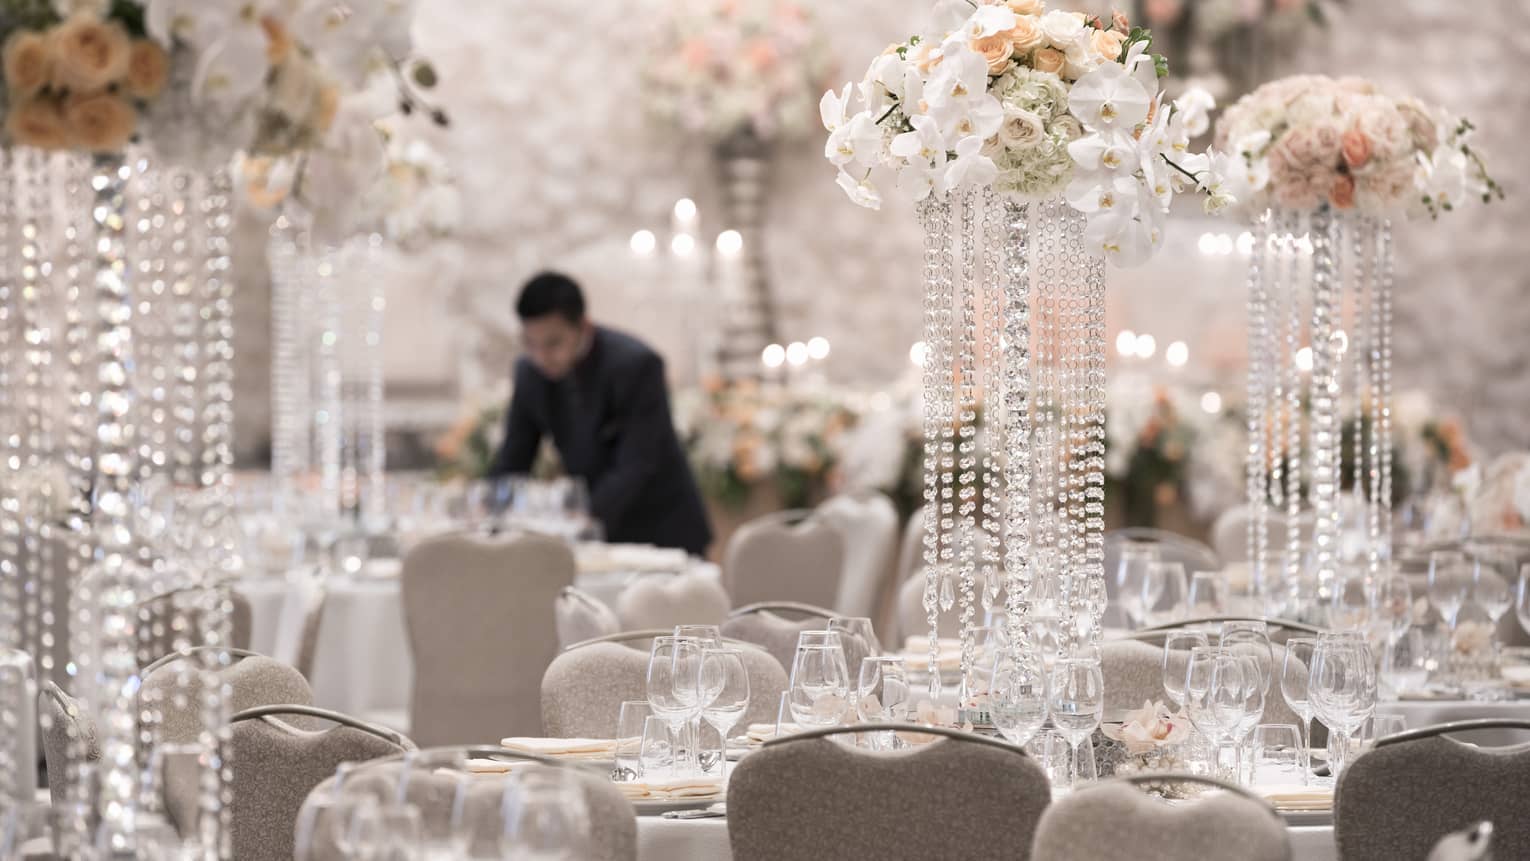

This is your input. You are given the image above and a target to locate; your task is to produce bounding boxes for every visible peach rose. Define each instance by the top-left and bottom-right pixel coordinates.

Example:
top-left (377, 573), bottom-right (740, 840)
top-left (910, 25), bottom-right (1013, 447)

top-left (308, 84), bottom-right (340, 133)
top-left (1006, 0), bottom-right (1042, 14)
top-left (1112, 9), bottom-right (1131, 31)
top-left (746, 38), bottom-right (778, 71)
top-left (1032, 47), bottom-right (1066, 75)
top-left (1340, 126), bottom-right (1372, 170)
top-left (1273, 124), bottom-right (1341, 169)
top-left (1005, 16), bottom-right (1045, 52)
top-left (1329, 173), bottom-right (1356, 209)
top-left (972, 34), bottom-right (1013, 74)
top-left (50, 13), bottom-right (130, 94)
top-left (6, 97), bottom-right (70, 149)
top-left (261, 16), bottom-right (292, 66)
top-left (4, 32), bottom-right (54, 99)
top-left (64, 91), bottom-right (135, 152)
top-left (1398, 98), bottom-right (1439, 152)
top-left (124, 39), bottom-right (169, 100)
top-left (1090, 28), bottom-right (1125, 63)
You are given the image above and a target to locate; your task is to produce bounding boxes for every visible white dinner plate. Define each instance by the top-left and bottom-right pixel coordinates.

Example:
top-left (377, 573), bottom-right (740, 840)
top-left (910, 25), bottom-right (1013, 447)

top-left (631, 795), bottom-right (725, 815)
top-left (1277, 808), bottom-right (1333, 827)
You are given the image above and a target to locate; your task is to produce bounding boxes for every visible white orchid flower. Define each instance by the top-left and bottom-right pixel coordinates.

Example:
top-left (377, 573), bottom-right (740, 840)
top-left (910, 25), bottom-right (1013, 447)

top-left (944, 136), bottom-right (998, 191)
top-left (898, 161), bottom-right (943, 202)
top-left (961, 4), bottom-right (1018, 39)
top-left (824, 110), bottom-right (884, 169)
top-left (192, 26), bottom-right (271, 108)
top-left (925, 43), bottom-right (989, 109)
top-left (1123, 41), bottom-right (1159, 98)
top-left (936, 93), bottom-right (1003, 145)
top-left (1068, 134), bottom-right (1140, 176)
top-left (1068, 62), bottom-right (1152, 135)
top-left (1085, 208), bottom-right (1160, 267)
top-left (1065, 169), bottom-right (1138, 215)
top-left (1173, 87), bottom-right (1217, 138)
top-left (820, 84), bottom-right (852, 133)
top-left (836, 170), bottom-right (883, 209)
top-left (890, 114), bottom-right (946, 168)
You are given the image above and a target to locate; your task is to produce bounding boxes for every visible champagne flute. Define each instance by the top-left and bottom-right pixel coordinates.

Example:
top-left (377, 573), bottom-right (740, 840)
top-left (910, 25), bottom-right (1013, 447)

top-left (1047, 658), bottom-right (1103, 791)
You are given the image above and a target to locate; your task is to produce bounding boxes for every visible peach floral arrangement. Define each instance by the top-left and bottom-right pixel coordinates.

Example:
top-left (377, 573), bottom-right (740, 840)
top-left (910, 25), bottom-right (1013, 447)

top-left (1213, 74), bottom-right (1503, 217)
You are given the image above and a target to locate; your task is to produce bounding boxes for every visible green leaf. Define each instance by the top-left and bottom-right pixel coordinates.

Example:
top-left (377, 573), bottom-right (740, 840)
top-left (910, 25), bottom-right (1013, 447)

top-left (110, 0), bottom-right (147, 37)
top-left (411, 60), bottom-right (439, 89)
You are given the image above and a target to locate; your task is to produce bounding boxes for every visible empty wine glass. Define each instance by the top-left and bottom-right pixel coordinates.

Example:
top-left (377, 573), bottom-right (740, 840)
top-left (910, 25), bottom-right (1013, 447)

top-left (856, 656), bottom-right (911, 749)
top-left (646, 636), bottom-right (704, 775)
top-left (789, 644), bottom-right (850, 729)
top-left (1161, 631), bottom-right (1211, 710)
top-left (988, 654), bottom-right (1048, 748)
top-left (1308, 633), bottom-right (1377, 781)
top-left (1374, 572), bottom-right (1414, 645)
top-left (699, 648), bottom-right (750, 774)
top-left (1230, 655), bottom-right (1267, 785)
top-left (1186, 571), bottom-right (1224, 617)
top-left (1184, 646), bottom-right (1235, 778)
top-left (1147, 561), bottom-right (1189, 624)
top-left (674, 625), bottom-right (722, 647)
top-left (1428, 549), bottom-right (1473, 634)
top-left (500, 767), bottom-right (591, 861)
top-left (1115, 543), bottom-right (1161, 629)
top-left (1220, 622), bottom-right (1274, 697)
top-left (828, 616), bottom-right (883, 659)
top-left (1328, 567), bottom-right (1372, 631)
top-left (1472, 551), bottom-right (1513, 636)
top-left (1517, 563), bottom-right (1530, 638)
top-left (1279, 637), bottom-right (1317, 784)
top-left (1047, 658), bottom-right (1103, 790)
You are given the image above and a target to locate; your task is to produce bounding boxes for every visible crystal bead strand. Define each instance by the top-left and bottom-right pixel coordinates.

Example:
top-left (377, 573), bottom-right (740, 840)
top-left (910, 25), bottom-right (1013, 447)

top-left (84, 153), bottom-right (146, 855)
top-left (1028, 208), bottom-right (1054, 638)
top-left (1377, 220), bottom-right (1395, 560)
top-left (1082, 234), bottom-right (1107, 646)
top-left (1355, 216), bottom-right (1380, 583)
top-left (1000, 201), bottom-right (1032, 655)
top-left (166, 170), bottom-right (202, 489)
top-left (979, 191), bottom-right (1005, 621)
top-left (1282, 212), bottom-right (1304, 605)
top-left (955, 191), bottom-right (980, 683)
top-left (917, 198), bottom-right (950, 696)
top-left (268, 214), bottom-right (309, 513)
top-left (1307, 206), bottom-right (1340, 603)
top-left (1062, 202), bottom-right (1091, 651)
top-left (361, 236), bottom-right (388, 532)
top-left (315, 248), bottom-right (345, 529)
top-left (0, 147), bottom-right (19, 807)
top-left (936, 200), bottom-right (958, 647)
top-left (17, 149), bottom-right (53, 691)
top-left (1034, 201), bottom-right (1067, 640)
top-left (1246, 211), bottom-right (1270, 597)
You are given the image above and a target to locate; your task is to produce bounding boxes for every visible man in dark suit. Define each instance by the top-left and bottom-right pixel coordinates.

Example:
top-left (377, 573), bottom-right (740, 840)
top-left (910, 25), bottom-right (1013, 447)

top-left (487, 272), bottom-right (713, 556)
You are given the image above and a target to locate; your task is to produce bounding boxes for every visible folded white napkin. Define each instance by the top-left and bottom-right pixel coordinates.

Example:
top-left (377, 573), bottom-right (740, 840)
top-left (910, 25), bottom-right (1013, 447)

top-left (745, 723), bottom-right (798, 745)
top-left (1256, 784), bottom-right (1333, 811)
top-left (576, 543), bottom-right (690, 574)
top-left (500, 737), bottom-right (615, 759)
top-left (615, 777), bottom-right (723, 800)
top-left (464, 758), bottom-right (515, 774)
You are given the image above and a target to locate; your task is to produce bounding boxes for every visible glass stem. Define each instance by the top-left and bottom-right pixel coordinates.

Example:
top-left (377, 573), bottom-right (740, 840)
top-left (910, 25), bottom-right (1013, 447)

top-left (1330, 729), bottom-right (1349, 780)
top-left (1300, 714), bottom-right (1313, 786)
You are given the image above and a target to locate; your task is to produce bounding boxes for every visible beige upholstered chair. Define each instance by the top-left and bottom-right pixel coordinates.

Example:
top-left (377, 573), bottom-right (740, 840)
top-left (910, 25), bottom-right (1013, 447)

top-left (723, 512), bottom-right (844, 610)
top-left (1033, 775), bottom-right (1290, 861)
top-left (816, 493), bottom-right (899, 618)
top-left (402, 532), bottom-right (575, 745)
top-left (138, 648), bottom-right (315, 744)
top-left (541, 638), bottom-right (786, 737)
top-left (1336, 720), bottom-right (1530, 861)
top-left (302, 748), bottom-right (637, 861)
top-left (38, 682), bottom-right (99, 808)
top-left (721, 603), bottom-right (870, 678)
top-left (1104, 529), bottom-right (1220, 627)
top-left (613, 571), bottom-right (731, 631)
top-left (185, 705), bottom-right (413, 861)
top-left (136, 584), bottom-right (253, 666)
top-left (894, 574), bottom-right (961, 645)
top-left (727, 725), bottom-right (1050, 861)
top-left (1101, 637), bottom-right (1304, 725)
top-left (1210, 506), bottom-right (1315, 565)
top-left (555, 586), bottom-right (621, 648)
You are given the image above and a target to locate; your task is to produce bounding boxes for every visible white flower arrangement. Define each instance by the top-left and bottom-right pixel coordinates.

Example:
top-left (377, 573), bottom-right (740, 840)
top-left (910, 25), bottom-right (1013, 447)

top-left (1214, 74), bottom-right (1503, 218)
top-left (821, 2), bottom-right (1224, 266)
top-left (642, 0), bottom-right (832, 144)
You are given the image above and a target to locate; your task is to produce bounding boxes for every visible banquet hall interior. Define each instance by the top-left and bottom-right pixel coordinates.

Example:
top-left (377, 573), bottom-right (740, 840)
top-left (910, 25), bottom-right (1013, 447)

top-left (1, 0), bottom-right (1528, 858)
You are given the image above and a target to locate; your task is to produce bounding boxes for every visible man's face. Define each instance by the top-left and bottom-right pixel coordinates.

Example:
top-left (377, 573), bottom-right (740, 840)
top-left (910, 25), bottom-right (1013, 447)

top-left (521, 314), bottom-right (589, 380)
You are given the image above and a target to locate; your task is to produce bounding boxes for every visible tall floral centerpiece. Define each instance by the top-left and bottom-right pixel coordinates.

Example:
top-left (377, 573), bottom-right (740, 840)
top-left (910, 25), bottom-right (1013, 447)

top-left (0, 0), bottom-right (417, 854)
top-left (1214, 74), bottom-right (1500, 620)
top-left (644, 0), bottom-right (833, 375)
top-left (823, 0), bottom-right (1223, 694)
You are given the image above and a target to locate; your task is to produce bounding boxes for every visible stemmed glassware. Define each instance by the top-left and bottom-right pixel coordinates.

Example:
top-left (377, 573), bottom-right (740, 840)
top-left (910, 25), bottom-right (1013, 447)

top-left (1308, 632), bottom-right (1378, 781)
top-left (1047, 658), bottom-right (1103, 791)
top-left (646, 636), bottom-right (705, 774)
top-left (699, 647), bottom-right (750, 775)
top-left (789, 643), bottom-right (850, 729)
top-left (1280, 637), bottom-right (1318, 784)
top-left (1147, 561), bottom-right (1189, 625)
top-left (500, 767), bottom-right (591, 861)
top-left (1219, 622), bottom-right (1274, 698)
top-left (1471, 551), bottom-right (1513, 641)
top-left (988, 654), bottom-right (1049, 748)
top-left (1185, 646), bottom-right (1237, 780)
top-left (1516, 563), bottom-right (1530, 638)
top-left (1161, 631), bottom-right (1210, 711)
top-left (1186, 572), bottom-right (1224, 617)
top-left (1229, 655), bottom-right (1267, 784)
top-left (1428, 549), bottom-right (1473, 636)
top-left (1115, 543), bottom-right (1163, 629)
top-left (856, 656), bottom-right (911, 750)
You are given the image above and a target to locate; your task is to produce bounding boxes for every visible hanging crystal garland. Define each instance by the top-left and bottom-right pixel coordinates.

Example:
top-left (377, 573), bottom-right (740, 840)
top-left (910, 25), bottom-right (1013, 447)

top-left (954, 191), bottom-right (979, 686)
top-left (917, 198), bottom-right (953, 700)
top-left (999, 201), bottom-right (1031, 652)
top-left (1245, 212), bottom-right (1271, 597)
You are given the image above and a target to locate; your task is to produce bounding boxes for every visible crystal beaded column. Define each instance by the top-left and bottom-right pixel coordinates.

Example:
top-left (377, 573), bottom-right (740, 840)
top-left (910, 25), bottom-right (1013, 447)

top-left (999, 201), bottom-right (1032, 655)
top-left (0, 148), bottom-right (20, 807)
top-left (360, 236), bottom-right (388, 531)
top-left (167, 170), bottom-right (204, 489)
top-left (268, 214), bottom-right (312, 511)
top-left (1307, 206), bottom-right (1341, 603)
top-left (1082, 242), bottom-right (1107, 642)
top-left (1376, 221), bottom-right (1394, 560)
top-left (978, 191), bottom-right (1005, 622)
top-left (917, 198), bottom-right (954, 697)
top-left (1280, 212), bottom-right (1305, 608)
top-left (1245, 212), bottom-right (1270, 597)
top-left (1354, 216), bottom-right (1381, 582)
top-left (314, 248), bottom-right (344, 524)
top-left (955, 192), bottom-right (980, 685)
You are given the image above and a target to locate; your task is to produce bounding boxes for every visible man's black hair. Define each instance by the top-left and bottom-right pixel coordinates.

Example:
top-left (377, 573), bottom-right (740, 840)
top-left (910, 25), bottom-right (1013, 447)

top-left (516, 272), bottom-right (586, 323)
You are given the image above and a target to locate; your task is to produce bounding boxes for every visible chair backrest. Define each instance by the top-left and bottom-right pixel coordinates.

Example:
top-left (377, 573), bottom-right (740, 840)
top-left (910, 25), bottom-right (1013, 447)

top-left (1106, 529), bottom-right (1221, 577)
top-left (1033, 775), bottom-right (1289, 861)
top-left (540, 640), bottom-right (786, 737)
top-left (401, 531), bottom-right (575, 746)
top-left (304, 748), bottom-right (637, 861)
top-left (816, 493), bottom-right (899, 618)
top-left (721, 606), bottom-right (869, 677)
top-left (1101, 637), bottom-right (1303, 726)
top-left (613, 570), bottom-right (731, 631)
top-left (897, 505), bottom-right (927, 584)
top-left (38, 682), bottom-right (100, 809)
top-left (555, 586), bottom-right (621, 649)
top-left (136, 584), bottom-right (254, 666)
top-left (723, 513), bottom-right (844, 610)
top-left (138, 650), bottom-right (314, 745)
top-left (1210, 505), bottom-right (1292, 565)
top-left (894, 573), bottom-right (960, 644)
top-left (210, 706), bottom-right (412, 861)
top-left (727, 725), bottom-right (1050, 861)
top-left (1337, 727), bottom-right (1530, 861)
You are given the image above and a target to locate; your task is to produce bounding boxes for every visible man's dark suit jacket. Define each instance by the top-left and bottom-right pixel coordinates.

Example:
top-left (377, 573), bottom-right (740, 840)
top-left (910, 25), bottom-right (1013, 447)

top-left (487, 326), bottom-right (713, 556)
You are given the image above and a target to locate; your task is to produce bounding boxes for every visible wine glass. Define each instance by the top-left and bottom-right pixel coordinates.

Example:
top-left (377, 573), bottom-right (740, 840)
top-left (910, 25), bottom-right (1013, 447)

top-left (789, 644), bottom-right (850, 729)
top-left (1186, 571), bottom-right (1224, 617)
top-left (500, 767), bottom-right (591, 861)
top-left (1280, 637), bottom-right (1317, 785)
top-left (1230, 655), bottom-right (1267, 785)
top-left (1115, 543), bottom-right (1161, 629)
top-left (1428, 549), bottom-right (1473, 634)
top-left (856, 656), bottom-right (911, 749)
top-left (1209, 655), bottom-right (1253, 783)
top-left (1517, 563), bottom-right (1530, 638)
top-left (1472, 551), bottom-right (1513, 637)
top-left (1047, 658), bottom-right (1104, 791)
top-left (1374, 572), bottom-right (1414, 645)
top-left (646, 636), bottom-right (704, 775)
top-left (674, 625), bottom-right (723, 647)
top-left (1161, 631), bottom-right (1211, 710)
top-left (1308, 633), bottom-right (1377, 781)
top-left (828, 616), bottom-right (883, 659)
top-left (1328, 567), bottom-right (1372, 631)
top-left (699, 647), bottom-right (750, 774)
top-left (1219, 622), bottom-right (1274, 697)
top-left (988, 654), bottom-right (1048, 748)
top-left (1147, 561), bottom-right (1189, 624)
top-left (1184, 647), bottom-right (1234, 778)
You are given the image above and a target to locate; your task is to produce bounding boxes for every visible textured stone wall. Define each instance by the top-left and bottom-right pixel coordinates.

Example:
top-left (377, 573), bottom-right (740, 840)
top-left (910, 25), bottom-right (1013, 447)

top-left (230, 0), bottom-right (1530, 460)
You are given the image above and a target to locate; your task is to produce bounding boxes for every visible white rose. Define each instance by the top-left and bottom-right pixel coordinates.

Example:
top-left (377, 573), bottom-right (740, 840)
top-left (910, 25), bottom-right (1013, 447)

top-left (1062, 36), bottom-right (1099, 79)
top-left (1053, 115), bottom-right (1083, 140)
top-left (999, 109), bottom-right (1045, 149)
top-left (1039, 10), bottom-right (1086, 49)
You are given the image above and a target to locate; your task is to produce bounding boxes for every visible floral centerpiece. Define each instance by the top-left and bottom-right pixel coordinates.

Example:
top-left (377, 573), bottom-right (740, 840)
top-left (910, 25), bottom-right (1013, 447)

top-left (821, 1), bottom-right (1224, 265)
top-left (642, 0), bottom-right (832, 144)
top-left (1213, 74), bottom-right (1503, 217)
top-left (1458, 452), bottom-right (1530, 539)
top-left (1101, 699), bottom-right (1192, 773)
top-left (1106, 380), bottom-right (1198, 527)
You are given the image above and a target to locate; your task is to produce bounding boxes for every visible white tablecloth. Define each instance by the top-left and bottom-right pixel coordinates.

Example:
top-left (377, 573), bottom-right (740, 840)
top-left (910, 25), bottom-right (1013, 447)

top-left (1378, 698), bottom-right (1530, 745)
top-left (236, 559), bottom-right (721, 723)
top-left (631, 816), bottom-right (1338, 860)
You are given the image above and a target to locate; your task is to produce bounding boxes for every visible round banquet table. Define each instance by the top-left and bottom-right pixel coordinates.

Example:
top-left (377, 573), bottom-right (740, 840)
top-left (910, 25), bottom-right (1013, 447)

top-left (631, 816), bottom-right (1340, 860)
top-left (235, 558), bottom-right (722, 722)
top-left (1377, 698), bottom-right (1530, 745)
